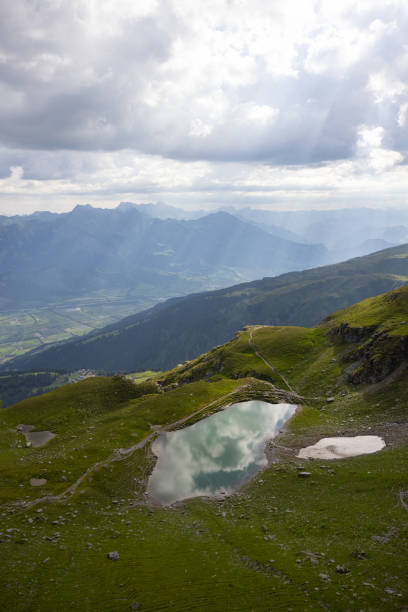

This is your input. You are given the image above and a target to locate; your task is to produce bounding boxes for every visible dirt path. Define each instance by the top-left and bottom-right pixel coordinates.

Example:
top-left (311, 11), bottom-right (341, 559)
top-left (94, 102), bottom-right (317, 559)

top-left (11, 334), bottom-right (321, 513)
top-left (248, 326), bottom-right (327, 403)
top-left (248, 327), bottom-right (298, 395)
top-left (11, 384), bottom-right (251, 512)
top-left (400, 490), bottom-right (408, 513)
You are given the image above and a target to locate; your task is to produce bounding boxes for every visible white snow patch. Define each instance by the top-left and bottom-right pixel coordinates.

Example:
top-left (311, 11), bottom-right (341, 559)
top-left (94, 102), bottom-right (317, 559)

top-left (297, 435), bottom-right (385, 460)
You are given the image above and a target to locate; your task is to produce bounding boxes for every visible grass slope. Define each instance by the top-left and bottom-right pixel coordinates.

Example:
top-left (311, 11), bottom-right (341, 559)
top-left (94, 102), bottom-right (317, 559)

top-left (6, 242), bottom-right (408, 374)
top-left (1, 287), bottom-right (408, 610)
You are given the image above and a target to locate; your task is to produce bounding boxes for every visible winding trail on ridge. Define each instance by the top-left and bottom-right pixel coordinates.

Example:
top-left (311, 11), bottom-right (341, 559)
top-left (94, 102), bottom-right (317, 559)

top-left (10, 384), bottom-right (252, 512)
top-left (400, 490), bottom-right (408, 513)
top-left (248, 326), bottom-right (326, 404)
top-left (11, 327), bottom-right (318, 513)
top-left (248, 326), bottom-right (298, 395)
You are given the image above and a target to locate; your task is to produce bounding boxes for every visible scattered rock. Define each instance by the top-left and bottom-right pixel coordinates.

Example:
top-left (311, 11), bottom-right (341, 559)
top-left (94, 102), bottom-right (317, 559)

top-left (319, 573), bottom-right (330, 582)
top-left (335, 565), bottom-right (350, 574)
top-left (326, 397), bottom-right (335, 403)
top-left (385, 587), bottom-right (397, 595)
top-left (372, 535), bottom-right (390, 544)
top-left (301, 550), bottom-right (319, 564)
top-left (107, 551), bottom-right (120, 561)
top-left (298, 472), bottom-right (312, 478)
top-left (30, 478), bottom-right (47, 487)
top-left (351, 550), bottom-right (367, 560)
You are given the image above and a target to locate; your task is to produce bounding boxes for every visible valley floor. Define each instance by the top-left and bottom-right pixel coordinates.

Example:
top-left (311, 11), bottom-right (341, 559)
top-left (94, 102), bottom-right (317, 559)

top-left (0, 295), bottom-right (163, 365)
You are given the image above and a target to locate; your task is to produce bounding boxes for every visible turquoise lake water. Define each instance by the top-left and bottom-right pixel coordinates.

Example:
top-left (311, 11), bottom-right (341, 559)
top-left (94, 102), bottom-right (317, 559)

top-left (148, 400), bottom-right (296, 505)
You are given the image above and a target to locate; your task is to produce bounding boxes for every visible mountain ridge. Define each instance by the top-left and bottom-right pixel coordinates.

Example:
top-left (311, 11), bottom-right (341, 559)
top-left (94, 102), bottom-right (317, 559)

top-left (5, 242), bottom-right (408, 373)
top-left (0, 204), bottom-right (327, 311)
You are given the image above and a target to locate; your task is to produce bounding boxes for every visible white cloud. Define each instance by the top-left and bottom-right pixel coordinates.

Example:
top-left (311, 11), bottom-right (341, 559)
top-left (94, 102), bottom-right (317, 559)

top-left (398, 103), bottom-right (408, 126)
top-left (368, 70), bottom-right (407, 103)
top-left (356, 125), bottom-right (403, 172)
top-left (1, 0), bottom-right (408, 213)
top-left (189, 119), bottom-right (213, 138)
top-left (241, 103), bottom-right (280, 125)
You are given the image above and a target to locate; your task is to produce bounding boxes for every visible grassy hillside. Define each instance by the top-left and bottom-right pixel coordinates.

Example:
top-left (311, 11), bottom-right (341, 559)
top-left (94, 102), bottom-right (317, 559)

top-left (1, 287), bottom-right (408, 610)
top-left (6, 242), bottom-right (408, 374)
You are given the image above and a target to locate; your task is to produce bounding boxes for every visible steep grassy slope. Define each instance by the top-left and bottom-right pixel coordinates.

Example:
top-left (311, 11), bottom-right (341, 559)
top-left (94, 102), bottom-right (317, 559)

top-left (7, 242), bottom-right (408, 373)
top-left (1, 287), bottom-right (408, 610)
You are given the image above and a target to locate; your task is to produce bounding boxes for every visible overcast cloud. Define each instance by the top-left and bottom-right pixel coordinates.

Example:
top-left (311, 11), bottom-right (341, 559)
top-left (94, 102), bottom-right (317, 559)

top-left (0, 0), bottom-right (408, 214)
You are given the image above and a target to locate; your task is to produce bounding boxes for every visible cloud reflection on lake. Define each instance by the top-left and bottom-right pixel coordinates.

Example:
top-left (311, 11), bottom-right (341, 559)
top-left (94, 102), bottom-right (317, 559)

top-left (148, 400), bottom-right (296, 505)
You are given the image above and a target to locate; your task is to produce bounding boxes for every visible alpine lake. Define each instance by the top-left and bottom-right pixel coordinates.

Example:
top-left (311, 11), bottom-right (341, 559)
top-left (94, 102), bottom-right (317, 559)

top-left (148, 400), bottom-right (297, 505)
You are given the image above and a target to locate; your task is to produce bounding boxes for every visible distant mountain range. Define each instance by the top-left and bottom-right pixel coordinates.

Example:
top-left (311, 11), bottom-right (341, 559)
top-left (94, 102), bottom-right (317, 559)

top-left (5, 242), bottom-right (408, 374)
top-left (113, 202), bottom-right (408, 264)
top-left (0, 204), bottom-right (328, 311)
top-left (119, 202), bottom-right (408, 257)
top-left (3, 202), bottom-right (407, 315)
top-left (224, 205), bottom-right (408, 243)
top-left (159, 204), bottom-right (408, 261)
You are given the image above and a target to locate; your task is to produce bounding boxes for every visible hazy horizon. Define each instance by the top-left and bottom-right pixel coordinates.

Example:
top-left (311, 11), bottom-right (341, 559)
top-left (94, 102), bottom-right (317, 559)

top-left (5, 200), bottom-right (408, 218)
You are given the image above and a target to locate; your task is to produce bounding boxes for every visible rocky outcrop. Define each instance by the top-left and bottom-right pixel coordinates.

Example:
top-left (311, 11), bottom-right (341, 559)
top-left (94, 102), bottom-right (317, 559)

top-left (327, 320), bottom-right (408, 384)
top-left (329, 322), bottom-right (377, 343)
top-left (342, 331), bottom-right (408, 385)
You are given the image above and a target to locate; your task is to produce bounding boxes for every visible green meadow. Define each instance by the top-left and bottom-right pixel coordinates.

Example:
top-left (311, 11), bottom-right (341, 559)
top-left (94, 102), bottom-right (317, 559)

top-left (1, 287), bottom-right (408, 610)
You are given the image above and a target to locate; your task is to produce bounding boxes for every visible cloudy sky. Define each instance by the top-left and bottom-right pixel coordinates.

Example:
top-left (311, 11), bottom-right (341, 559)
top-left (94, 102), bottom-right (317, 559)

top-left (1, 0), bottom-right (408, 215)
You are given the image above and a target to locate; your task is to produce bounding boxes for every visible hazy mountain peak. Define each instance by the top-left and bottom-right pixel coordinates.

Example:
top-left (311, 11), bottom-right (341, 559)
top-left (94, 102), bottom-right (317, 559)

top-left (71, 203), bottom-right (95, 215)
top-left (117, 202), bottom-right (138, 212)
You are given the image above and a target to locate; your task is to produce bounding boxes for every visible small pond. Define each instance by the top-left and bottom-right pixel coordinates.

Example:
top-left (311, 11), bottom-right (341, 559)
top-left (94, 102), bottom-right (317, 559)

top-left (17, 424), bottom-right (56, 448)
top-left (148, 400), bottom-right (296, 505)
